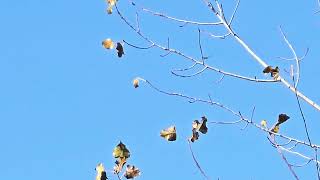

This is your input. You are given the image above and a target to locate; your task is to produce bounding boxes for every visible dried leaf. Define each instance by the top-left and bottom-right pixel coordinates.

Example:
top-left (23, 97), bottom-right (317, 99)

top-left (124, 165), bottom-right (141, 179)
top-left (107, 0), bottom-right (117, 6)
top-left (189, 128), bottom-right (199, 143)
top-left (113, 158), bottom-right (126, 174)
top-left (260, 120), bottom-right (267, 128)
top-left (271, 125), bottom-right (280, 134)
top-left (263, 66), bottom-right (273, 73)
top-left (277, 113), bottom-right (290, 125)
top-left (102, 39), bottom-right (114, 49)
top-left (271, 66), bottom-right (280, 80)
top-left (192, 116), bottom-right (208, 134)
top-left (113, 142), bottom-right (130, 159)
top-left (133, 78), bottom-right (139, 88)
top-left (116, 42), bottom-right (124, 57)
top-left (107, 6), bottom-right (113, 14)
top-left (95, 163), bottom-right (108, 180)
top-left (160, 126), bottom-right (176, 141)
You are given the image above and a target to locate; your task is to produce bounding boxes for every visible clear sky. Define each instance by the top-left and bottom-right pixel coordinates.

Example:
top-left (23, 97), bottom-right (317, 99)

top-left (1, 0), bottom-right (320, 179)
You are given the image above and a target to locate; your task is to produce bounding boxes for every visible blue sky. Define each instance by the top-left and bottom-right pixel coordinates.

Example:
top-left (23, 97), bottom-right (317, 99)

top-left (1, 0), bottom-right (320, 179)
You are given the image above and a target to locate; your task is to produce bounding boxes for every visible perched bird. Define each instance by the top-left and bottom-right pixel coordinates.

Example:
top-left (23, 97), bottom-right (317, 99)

top-left (95, 163), bottom-right (108, 180)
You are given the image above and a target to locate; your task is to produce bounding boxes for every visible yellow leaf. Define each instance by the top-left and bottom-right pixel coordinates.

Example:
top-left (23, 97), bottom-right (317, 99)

top-left (95, 163), bottom-right (108, 180)
top-left (133, 78), bottom-right (139, 88)
top-left (124, 165), bottom-right (141, 179)
top-left (102, 38), bottom-right (114, 49)
top-left (113, 142), bottom-right (130, 159)
top-left (271, 125), bottom-right (280, 133)
top-left (260, 120), bottom-right (267, 128)
top-left (160, 126), bottom-right (177, 141)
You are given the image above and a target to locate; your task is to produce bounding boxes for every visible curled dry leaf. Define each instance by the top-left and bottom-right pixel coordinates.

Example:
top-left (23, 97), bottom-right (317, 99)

top-left (113, 158), bottom-right (127, 174)
top-left (133, 78), bottom-right (139, 88)
top-left (277, 113), bottom-right (290, 125)
top-left (116, 42), bottom-right (125, 57)
top-left (95, 163), bottom-right (108, 180)
top-left (113, 141), bottom-right (130, 159)
top-left (160, 126), bottom-right (177, 141)
top-left (124, 165), bottom-right (141, 179)
top-left (102, 39), bottom-right (114, 49)
top-left (263, 66), bottom-right (280, 80)
top-left (192, 116), bottom-right (208, 134)
top-left (263, 66), bottom-right (273, 73)
top-left (260, 120), bottom-right (267, 128)
top-left (189, 128), bottom-right (199, 143)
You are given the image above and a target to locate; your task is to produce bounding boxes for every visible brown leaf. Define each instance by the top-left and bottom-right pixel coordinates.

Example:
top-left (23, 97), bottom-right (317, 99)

top-left (189, 128), bottom-right (199, 143)
top-left (113, 158), bottom-right (127, 174)
top-left (263, 66), bottom-right (273, 73)
top-left (277, 113), bottom-right (290, 125)
top-left (116, 42), bottom-right (124, 57)
top-left (160, 126), bottom-right (177, 141)
top-left (124, 165), bottom-right (141, 179)
top-left (192, 116), bottom-right (208, 134)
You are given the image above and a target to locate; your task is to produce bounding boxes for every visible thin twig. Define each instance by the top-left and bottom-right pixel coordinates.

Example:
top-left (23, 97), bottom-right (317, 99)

top-left (198, 28), bottom-right (205, 63)
top-left (141, 7), bottom-right (222, 26)
top-left (139, 78), bottom-right (320, 149)
top-left (279, 26), bottom-right (300, 88)
top-left (171, 67), bottom-right (208, 77)
top-left (188, 140), bottom-right (210, 180)
top-left (123, 40), bottom-right (154, 49)
top-left (201, 0), bottom-right (320, 111)
top-left (228, 0), bottom-right (240, 25)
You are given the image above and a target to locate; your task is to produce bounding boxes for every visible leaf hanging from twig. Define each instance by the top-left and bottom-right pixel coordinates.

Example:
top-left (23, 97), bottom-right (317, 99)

top-left (113, 141), bottom-right (130, 159)
top-left (116, 42), bottom-right (125, 57)
top-left (133, 78), bottom-right (139, 88)
top-left (102, 39), bottom-right (114, 49)
top-left (277, 113), bottom-right (290, 125)
top-left (189, 128), bottom-right (199, 142)
top-left (124, 165), bottom-right (141, 179)
top-left (160, 126), bottom-right (177, 141)
top-left (95, 163), bottom-right (108, 180)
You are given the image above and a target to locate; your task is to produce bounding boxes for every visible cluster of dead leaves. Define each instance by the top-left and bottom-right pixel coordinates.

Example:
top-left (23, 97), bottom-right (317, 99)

top-left (102, 38), bottom-right (125, 58)
top-left (260, 113), bottom-right (290, 135)
top-left (95, 142), bottom-right (140, 180)
top-left (160, 116), bottom-right (208, 143)
top-left (112, 142), bottom-right (140, 179)
top-left (263, 66), bottom-right (280, 80)
top-left (190, 116), bottom-right (208, 142)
